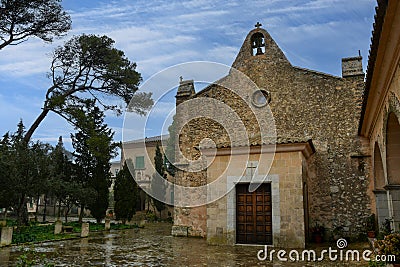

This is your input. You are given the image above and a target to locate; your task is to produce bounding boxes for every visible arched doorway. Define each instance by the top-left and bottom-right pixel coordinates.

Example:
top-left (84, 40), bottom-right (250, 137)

top-left (386, 112), bottom-right (400, 230)
top-left (387, 112), bottom-right (400, 184)
top-left (374, 142), bottom-right (389, 227)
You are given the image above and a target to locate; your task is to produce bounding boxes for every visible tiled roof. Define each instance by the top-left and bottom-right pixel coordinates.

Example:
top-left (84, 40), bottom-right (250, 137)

top-left (123, 134), bottom-right (169, 144)
top-left (359, 0), bottom-right (388, 133)
top-left (293, 66), bottom-right (341, 79)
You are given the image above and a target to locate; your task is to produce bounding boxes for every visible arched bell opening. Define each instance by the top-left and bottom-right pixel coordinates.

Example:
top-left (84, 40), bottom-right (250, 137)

top-left (251, 32), bottom-right (265, 56)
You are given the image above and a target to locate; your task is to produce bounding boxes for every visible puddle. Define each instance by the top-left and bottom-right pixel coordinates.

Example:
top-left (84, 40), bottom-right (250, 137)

top-left (0, 223), bottom-right (368, 266)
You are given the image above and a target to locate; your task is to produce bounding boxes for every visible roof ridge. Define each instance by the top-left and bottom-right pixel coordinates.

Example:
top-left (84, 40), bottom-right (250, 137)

top-left (293, 66), bottom-right (341, 79)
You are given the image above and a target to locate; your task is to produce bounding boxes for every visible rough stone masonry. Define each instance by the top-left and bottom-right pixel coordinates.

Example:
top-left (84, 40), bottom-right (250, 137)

top-left (172, 25), bottom-right (370, 245)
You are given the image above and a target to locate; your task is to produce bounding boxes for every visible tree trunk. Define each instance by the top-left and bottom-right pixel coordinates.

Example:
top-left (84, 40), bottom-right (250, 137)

top-left (146, 196), bottom-right (150, 213)
top-left (24, 108), bottom-right (50, 142)
top-left (34, 194), bottom-right (40, 222)
top-left (17, 195), bottom-right (28, 226)
top-left (78, 204), bottom-right (84, 223)
top-left (42, 194), bottom-right (47, 222)
top-left (57, 199), bottom-right (62, 220)
top-left (53, 202), bottom-right (56, 219)
top-left (64, 204), bottom-right (70, 223)
top-left (22, 200), bottom-right (29, 225)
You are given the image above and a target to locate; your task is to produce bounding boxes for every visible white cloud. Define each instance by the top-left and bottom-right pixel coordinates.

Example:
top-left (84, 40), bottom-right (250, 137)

top-left (148, 101), bottom-right (176, 117)
top-left (0, 39), bottom-right (55, 77)
top-left (175, 10), bottom-right (229, 21)
top-left (0, 0), bottom-right (377, 144)
top-left (206, 46), bottom-right (238, 66)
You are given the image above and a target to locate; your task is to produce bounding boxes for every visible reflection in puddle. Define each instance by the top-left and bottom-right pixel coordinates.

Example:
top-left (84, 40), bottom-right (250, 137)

top-left (1, 223), bottom-right (367, 266)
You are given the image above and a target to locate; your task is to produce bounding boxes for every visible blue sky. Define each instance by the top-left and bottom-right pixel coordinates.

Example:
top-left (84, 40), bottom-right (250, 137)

top-left (0, 0), bottom-right (376, 153)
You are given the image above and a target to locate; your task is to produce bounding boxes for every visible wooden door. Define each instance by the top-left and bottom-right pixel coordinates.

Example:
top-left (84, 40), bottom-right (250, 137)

top-left (236, 183), bottom-right (272, 244)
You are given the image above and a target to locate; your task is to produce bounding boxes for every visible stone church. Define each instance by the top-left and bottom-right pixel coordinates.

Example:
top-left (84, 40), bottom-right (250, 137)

top-left (170, 19), bottom-right (375, 248)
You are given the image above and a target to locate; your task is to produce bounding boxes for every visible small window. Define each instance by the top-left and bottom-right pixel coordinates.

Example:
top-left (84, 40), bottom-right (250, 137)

top-left (251, 32), bottom-right (265, 56)
top-left (251, 89), bottom-right (271, 107)
top-left (115, 169), bottom-right (119, 175)
top-left (135, 156), bottom-right (145, 169)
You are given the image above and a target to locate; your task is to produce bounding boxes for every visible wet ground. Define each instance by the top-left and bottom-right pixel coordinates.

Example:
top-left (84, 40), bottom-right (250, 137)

top-left (0, 223), bottom-right (369, 266)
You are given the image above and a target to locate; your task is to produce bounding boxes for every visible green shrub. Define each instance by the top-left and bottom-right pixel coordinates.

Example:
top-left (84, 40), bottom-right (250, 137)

top-left (145, 211), bottom-right (158, 222)
top-left (368, 259), bottom-right (386, 267)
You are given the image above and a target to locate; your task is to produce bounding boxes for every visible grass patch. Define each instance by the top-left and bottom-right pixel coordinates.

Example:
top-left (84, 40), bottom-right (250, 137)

top-left (9, 220), bottom-right (140, 245)
top-left (0, 218), bottom-right (18, 227)
top-left (12, 224), bottom-right (75, 244)
top-left (90, 223), bottom-right (104, 231)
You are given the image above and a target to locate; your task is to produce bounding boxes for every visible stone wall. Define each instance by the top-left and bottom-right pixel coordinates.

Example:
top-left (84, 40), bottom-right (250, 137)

top-left (204, 148), bottom-right (309, 248)
top-left (232, 28), bottom-right (369, 237)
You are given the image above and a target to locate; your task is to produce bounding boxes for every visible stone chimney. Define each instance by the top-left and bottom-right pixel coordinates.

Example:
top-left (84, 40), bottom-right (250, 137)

top-left (175, 78), bottom-right (195, 106)
top-left (342, 54), bottom-right (364, 78)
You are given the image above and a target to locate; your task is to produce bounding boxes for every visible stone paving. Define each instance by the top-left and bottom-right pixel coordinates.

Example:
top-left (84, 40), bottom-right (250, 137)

top-left (0, 223), bottom-right (370, 266)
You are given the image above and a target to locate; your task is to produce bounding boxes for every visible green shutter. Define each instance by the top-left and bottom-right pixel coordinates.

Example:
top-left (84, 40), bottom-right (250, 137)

top-left (135, 156), bottom-right (145, 169)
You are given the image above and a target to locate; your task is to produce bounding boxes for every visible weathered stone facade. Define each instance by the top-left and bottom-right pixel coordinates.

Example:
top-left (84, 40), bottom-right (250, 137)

top-left (172, 25), bottom-right (370, 247)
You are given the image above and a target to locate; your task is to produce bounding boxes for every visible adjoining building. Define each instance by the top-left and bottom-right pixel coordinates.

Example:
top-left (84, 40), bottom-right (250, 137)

top-left (121, 134), bottom-right (173, 218)
top-left (359, 0), bottom-right (400, 232)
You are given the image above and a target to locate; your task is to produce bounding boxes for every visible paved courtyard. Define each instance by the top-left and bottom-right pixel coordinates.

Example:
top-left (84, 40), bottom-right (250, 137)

top-left (0, 223), bottom-right (369, 266)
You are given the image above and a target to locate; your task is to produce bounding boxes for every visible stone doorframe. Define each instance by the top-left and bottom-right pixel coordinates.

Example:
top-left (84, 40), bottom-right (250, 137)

top-left (226, 173), bottom-right (280, 246)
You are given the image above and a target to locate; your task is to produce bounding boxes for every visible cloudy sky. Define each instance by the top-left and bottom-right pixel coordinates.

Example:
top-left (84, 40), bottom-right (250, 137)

top-left (0, 0), bottom-right (376, 153)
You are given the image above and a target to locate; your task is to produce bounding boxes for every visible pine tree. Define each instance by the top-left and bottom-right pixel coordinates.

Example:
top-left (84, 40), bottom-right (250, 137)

top-left (50, 137), bottom-right (77, 222)
top-left (0, 123), bottom-right (55, 224)
top-left (24, 34), bottom-right (152, 142)
top-left (71, 100), bottom-right (117, 223)
top-left (5, 121), bottom-right (37, 225)
top-left (165, 116), bottom-right (176, 176)
top-left (31, 141), bottom-right (52, 222)
top-left (151, 143), bottom-right (166, 219)
top-left (114, 160), bottom-right (138, 224)
top-left (0, 0), bottom-right (71, 50)
top-left (0, 132), bottom-right (13, 217)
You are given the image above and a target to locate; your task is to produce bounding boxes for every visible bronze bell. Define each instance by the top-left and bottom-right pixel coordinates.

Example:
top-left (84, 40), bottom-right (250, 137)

top-left (252, 33), bottom-right (265, 55)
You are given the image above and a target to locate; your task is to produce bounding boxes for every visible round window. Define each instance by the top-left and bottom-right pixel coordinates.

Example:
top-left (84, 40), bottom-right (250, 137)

top-left (251, 89), bottom-right (271, 107)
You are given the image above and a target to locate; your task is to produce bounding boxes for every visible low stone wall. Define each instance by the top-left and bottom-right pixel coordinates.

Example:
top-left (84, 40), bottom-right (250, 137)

top-left (81, 223), bottom-right (89, 238)
top-left (0, 227), bottom-right (13, 247)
